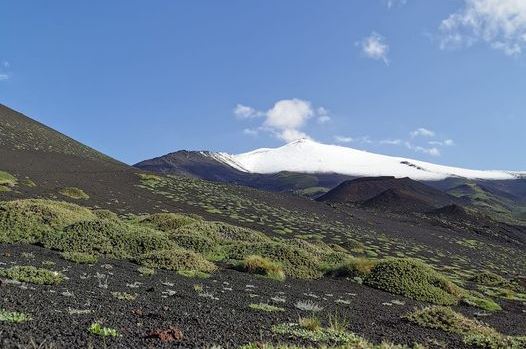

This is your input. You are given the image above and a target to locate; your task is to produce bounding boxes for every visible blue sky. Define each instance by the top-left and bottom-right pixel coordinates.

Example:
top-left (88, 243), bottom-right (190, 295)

top-left (1, 0), bottom-right (525, 169)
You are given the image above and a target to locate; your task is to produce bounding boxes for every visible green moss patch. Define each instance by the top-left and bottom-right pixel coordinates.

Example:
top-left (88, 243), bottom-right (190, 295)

top-left (59, 187), bottom-right (89, 200)
top-left (0, 265), bottom-right (63, 285)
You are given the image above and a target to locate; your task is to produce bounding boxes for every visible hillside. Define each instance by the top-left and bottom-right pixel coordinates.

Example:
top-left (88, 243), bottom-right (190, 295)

top-left (1, 104), bottom-right (526, 348)
top-left (317, 176), bottom-right (456, 211)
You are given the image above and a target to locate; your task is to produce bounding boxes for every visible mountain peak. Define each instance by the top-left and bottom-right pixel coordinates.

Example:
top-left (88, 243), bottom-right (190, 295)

top-left (220, 140), bottom-right (522, 181)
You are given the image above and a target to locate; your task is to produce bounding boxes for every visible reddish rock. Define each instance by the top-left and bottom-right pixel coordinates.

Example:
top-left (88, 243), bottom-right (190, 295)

top-left (147, 326), bottom-right (184, 343)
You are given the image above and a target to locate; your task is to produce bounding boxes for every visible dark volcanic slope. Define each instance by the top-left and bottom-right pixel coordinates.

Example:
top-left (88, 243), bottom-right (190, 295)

top-left (0, 104), bottom-right (117, 163)
top-left (135, 150), bottom-right (352, 197)
top-left (318, 176), bottom-right (456, 208)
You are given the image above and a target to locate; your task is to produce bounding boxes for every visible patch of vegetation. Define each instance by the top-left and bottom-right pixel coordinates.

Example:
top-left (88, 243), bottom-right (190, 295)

top-left (0, 170), bottom-right (17, 189)
top-left (177, 220), bottom-right (270, 244)
top-left (111, 291), bottom-right (137, 301)
top-left (177, 270), bottom-right (210, 279)
top-left (249, 303), bottom-right (285, 312)
top-left (364, 258), bottom-right (463, 305)
top-left (0, 265), bottom-right (63, 285)
top-left (271, 318), bottom-right (401, 347)
top-left (0, 199), bottom-right (96, 243)
top-left (240, 344), bottom-right (418, 349)
top-left (406, 306), bottom-right (526, 348)
top-left (226, 242), bottom-right (322, 279)
top-left (470, 271), bottom-right (509, 287)
top-left (137, 266), bottom-right (155, 276)
top-left (44, 218), bottom-right (176, 259)
top-left (88, 322), bottom-right (119, 337)
top-left (137, 248), bottom-right (217, 273)
top-left (62, 251), bottom-right (98, 264)
top-left (59, 187), bottom-right (89, 200)
top-left (20, 178), bottom-right (36, 187)
top-left (139, 212), bottom-right (201, 232)
top-left (0, 309), bottom-right (31, 323)
top-left (326, 257), bottom-right (376, 278)
top-left (461, 293), bottom-right (502, 312)
top-left (236, 255), bottom-right (285, 281)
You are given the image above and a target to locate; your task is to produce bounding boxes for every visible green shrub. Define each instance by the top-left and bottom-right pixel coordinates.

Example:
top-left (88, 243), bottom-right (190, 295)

top-left (137, 266), bottom-right (155, 276)
top-left (0, 309), bottom-right (31, 323)
top-left (20, 179), bottom-right (36, 187)
top-left (227, 242), bottom-right (321, 279)
top-left (0, 265), bottom-right (63, 285)
top-left (364, 259), bottom-right (462, 305)
top-left (139, 212), bottom-right (201, 232)
top-left (62, 251), bottom-right (98, 264)
top-left (88, 322), bottom-right (119, 337)
top-left (137, 248), bottom-right (217, 273)
top-left (171, 234), bottom-right (216, 254)
top-left (0, 170), bottom-right (17, 187)
top-left (327, 258), bottom-right (377, 278)
top-left (59, 187), bottom-right (89, 200)
top-left (236, 255), bottom-right (285, 281)
top-left (176, 221), bottom-right (270, 243)
top-left (43, 219), bottom-right (175, 259)
top-left (461, 293), bottom-right (502, 312)
top-left (470, 271), bottom-right (509, 287)
top-left (0, 199), bottom-right (96, 243)
top-left (406, 306), bottom-right (526, 348)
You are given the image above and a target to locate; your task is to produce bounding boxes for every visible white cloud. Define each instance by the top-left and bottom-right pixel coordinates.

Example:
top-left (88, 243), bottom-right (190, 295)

top-left (415, 146), bottom-right (441, 156)
top-left (234, 104), bottom-right (262, 119)
top-left (386, 0), bottom-right (407, 9)
top-left (265, 99), bottom-right (314, 130)
top-left (410, 128), bottom-right (435, 138)
top-left (316, 107), bottom-right (331, 124)
top-left (0, 74), bottom-right (8, 81)
top-left (334, 136), bottom-right (354, 143)
top-left (429, 139), bottom-right (455, 147)
top-left (242, 128), bottom-right (258, 136)
top-left (278, 129), bottom-right (312, 143)
top-left (235, 99), bottom-right (329, 143)
top-left (359, 32), bottom-right (389, 64)
top-left (380, 139), bottom-right (402, 145)
top-left (439, 0), bottom-right (526, 56)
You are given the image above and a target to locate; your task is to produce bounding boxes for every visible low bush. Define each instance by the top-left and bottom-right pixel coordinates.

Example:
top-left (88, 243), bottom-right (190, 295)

top-left (0, 199), bottom-right (96, 243)
top-left (406, 306), bottom-right (526, 348)
top-left (88, 322), bottom-right (119, 337)
top-left (0, 309), bottom-right (31, 323)
top-left (236, 255), bottom-right (285, 281)
top-left (139, 212), bottom-right (201, 232)
top-left (176, 221), bottom-right (270, 243)
top-left (59, 187), bottom-right (89, 200)
top-left (171, 234), bottom-right (216, 254)
top-left (0, 265), bottom-right (63, 285)
top-left (462, 293), bottom-right (502, 312)
top-left (62, 251), bottom-right (98, 264)
top-left (43, 219), bottom-right (175, 259)
top-left (0, 170), bottom-right (17, 187)
top-left (137, 248), bottom-right (217, 273)
top-left (470, 271), bottom-right (509, 287)
top-left (326, 258), bottom-right (376, 278)
top-left (226, 242), bottom-right (321, 279)
top-left (177, 270), bottom-right (210, 279)
top-left (364, 258), bottom-right (462, 305)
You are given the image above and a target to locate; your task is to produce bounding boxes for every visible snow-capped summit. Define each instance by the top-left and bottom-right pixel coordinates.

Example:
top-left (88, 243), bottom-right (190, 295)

top-left (214, 138), bottom-right (524, 181)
